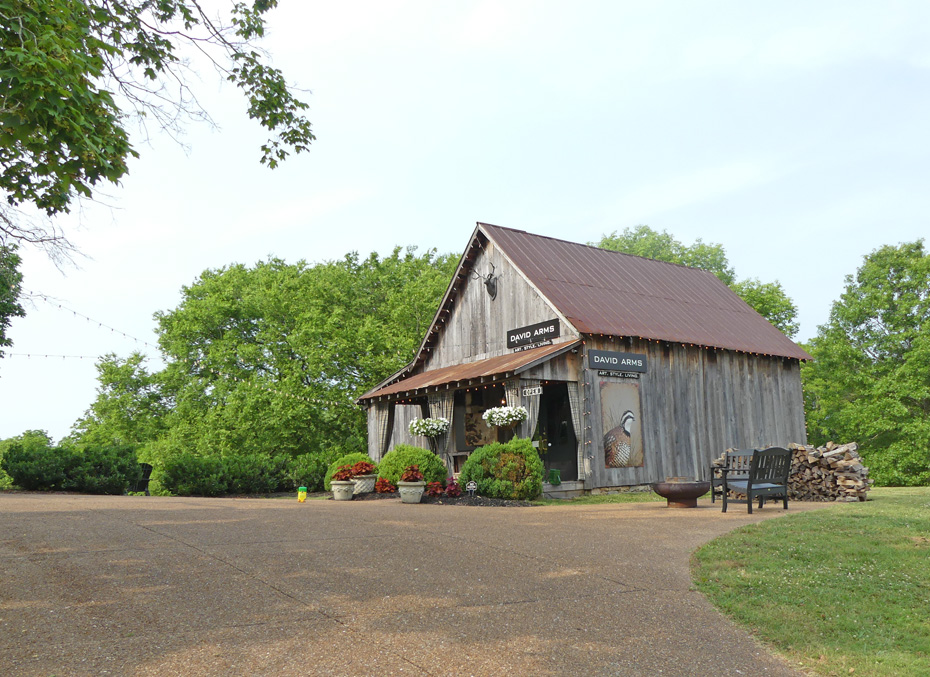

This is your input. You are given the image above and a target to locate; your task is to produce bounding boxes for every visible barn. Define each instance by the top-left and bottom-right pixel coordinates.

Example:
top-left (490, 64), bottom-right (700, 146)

top-left (357, 223), bottom-right (811, 496)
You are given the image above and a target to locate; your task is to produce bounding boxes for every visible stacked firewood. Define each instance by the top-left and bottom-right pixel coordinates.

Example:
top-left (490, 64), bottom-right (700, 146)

top-left (714, 442), bottom-right (873, 502)
top-left (786, 442), bottom-right (873, 502)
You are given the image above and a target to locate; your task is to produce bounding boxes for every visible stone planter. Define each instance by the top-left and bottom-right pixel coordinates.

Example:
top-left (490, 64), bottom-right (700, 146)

top-left (352, 474), bottom-right (377, 495)
top-left (331, 480), bottom-right (355, 501)
top-left (397, 480), bottom-right (426, 504)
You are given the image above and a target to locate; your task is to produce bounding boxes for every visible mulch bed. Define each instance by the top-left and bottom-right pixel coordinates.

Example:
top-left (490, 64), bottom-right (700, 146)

top-left (321, 490), bottom-right (534, 507)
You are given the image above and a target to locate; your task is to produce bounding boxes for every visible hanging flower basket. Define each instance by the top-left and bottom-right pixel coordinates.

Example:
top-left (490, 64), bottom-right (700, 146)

top-left (409, 417), bottom-right (450, 437)
top-left (482, 406), bottom-right (528, 428)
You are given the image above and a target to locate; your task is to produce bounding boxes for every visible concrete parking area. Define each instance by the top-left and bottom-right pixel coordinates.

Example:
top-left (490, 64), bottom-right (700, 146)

top-left (0, 493), bottom-right (830, 675)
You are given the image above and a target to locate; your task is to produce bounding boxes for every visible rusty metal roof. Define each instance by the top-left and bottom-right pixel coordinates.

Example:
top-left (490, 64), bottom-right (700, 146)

top-left (481, 223), bottom-right (812, 361)
top-left (359, 340), bottom-right (581, 401)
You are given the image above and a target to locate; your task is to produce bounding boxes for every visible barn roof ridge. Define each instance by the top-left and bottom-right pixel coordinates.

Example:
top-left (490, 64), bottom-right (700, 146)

top-left (477, 221), bottom-right (722, 276)
top-left (477, 222), bottom-right (812, 361)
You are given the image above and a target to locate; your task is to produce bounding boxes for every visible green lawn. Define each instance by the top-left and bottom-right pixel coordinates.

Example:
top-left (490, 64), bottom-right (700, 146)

top-left (692, 487), bottom-right (930, 676)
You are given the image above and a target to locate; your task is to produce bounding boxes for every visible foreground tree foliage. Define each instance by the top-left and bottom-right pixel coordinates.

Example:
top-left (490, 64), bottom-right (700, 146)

top-left (66, 247), bottom-right (456, 482)
top-left (0, 0), bottom-right (314, 334)
top-left (594, 226), bottom-right (799, 337)
top-left (803, 240), bottom-right (930, 486)
top-left (0, 244), bottom-right (24, 358)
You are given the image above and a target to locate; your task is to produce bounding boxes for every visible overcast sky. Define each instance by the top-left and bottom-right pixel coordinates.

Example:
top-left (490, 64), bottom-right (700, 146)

top-left (3, 0), bottom-right (929, 442)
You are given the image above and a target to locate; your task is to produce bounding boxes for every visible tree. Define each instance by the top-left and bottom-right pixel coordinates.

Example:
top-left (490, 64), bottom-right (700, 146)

top-left (802, 240), bottom-right (930, 486)
top-left (593, 226), bottom-right (799, 337)
top-left (595, 225), bottom-right (736, 284)
top-left (1, 0), bottom-right (313, 255)
top-left (729, 278), bottom-right (800, 339)
top-left (0, 244), bottom-right (24, 359)
top-left (99, 246), bottom-right (458, 462)
top-left (68, 352), bottom-right (168, 448)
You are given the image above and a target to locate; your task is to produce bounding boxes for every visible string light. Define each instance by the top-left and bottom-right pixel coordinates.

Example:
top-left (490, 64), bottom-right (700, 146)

top-left (8, 353), bottom-right (101, 360)
top-left (30, 293), bottom-right (160, 350)
top-left (20, 294), bottom-right (353, 409)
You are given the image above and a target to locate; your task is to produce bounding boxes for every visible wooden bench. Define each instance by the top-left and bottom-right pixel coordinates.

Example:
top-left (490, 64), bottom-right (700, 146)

top-left (709, 449), bottom-right (754, 504)
top-left (720, 447), bottom-right (792, 514)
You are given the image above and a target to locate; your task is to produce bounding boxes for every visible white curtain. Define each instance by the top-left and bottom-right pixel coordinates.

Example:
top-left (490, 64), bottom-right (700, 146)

top-left (428, 391), bottom-right (455, 464)
top-left (376, 401), bottom-right (395, 459)
top-left (566, 381), bottom-right (585, 480)
top-left (504, 379), bottom-right (521, 408)
top-left (519, 378), bottom-right (542, 439)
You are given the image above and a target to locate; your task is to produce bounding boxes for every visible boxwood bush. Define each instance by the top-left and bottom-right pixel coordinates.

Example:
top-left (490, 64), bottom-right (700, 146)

top-left (323, 452), bottom-right (378, 491)
top-left (458, 437), bottom-right (543, 500)
top-left (66, 445), bottom-right (141, 494)
top-left (377, 445), bottom-right (446, 486)
top-left (223, 453), bottom-right (290, 494)
top-left (1, 442), bottom-right (74, 490)
top-left (285, 449), bottom-right (342, 492)
top-left (159, 453), bottom-right (229, 497)
top-left (1, 441), bottom-right (141, 494)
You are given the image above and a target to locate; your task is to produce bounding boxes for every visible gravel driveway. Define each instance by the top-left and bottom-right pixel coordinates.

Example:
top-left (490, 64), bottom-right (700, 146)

top-left (0, 493), bottom-right (829, 676)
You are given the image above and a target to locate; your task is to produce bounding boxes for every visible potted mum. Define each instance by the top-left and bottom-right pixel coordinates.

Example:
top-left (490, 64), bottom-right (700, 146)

top-left (482, 405), bottom-right (528, 428)
top-left (349, 460), bottom-right (378, 495)
top-left (330, 465), bottom-right (356, 501)
top-left (397, 465), bottom-right (426, 504)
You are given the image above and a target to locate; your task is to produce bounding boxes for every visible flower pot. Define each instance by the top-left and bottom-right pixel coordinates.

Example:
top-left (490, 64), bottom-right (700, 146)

top-left (331, 480), bottom-right (355, 501)
top-left (352, 474), bottom-right (377, 495)
top-left (397, 480), bottom-right (426, 504)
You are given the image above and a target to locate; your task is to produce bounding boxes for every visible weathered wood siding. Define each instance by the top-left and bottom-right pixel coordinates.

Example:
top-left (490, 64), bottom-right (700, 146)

top-left (366, 405), bottom-right (380, 460)
top-left (425, 241), bottom-right (579, 370)
top-left (583, 336), bottom-right (807, 489)
top-left (519, 351), bottom-right (581, 383)
top-left (390, 404), bottom-right (424, 450)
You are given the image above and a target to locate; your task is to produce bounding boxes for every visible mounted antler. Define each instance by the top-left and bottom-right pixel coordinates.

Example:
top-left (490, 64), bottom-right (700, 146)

top-left (471, 262), bottom-right (498, 300)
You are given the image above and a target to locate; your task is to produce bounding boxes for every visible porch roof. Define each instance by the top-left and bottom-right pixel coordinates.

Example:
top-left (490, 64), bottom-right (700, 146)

top-left (358, 340), bottom-right (581, 402)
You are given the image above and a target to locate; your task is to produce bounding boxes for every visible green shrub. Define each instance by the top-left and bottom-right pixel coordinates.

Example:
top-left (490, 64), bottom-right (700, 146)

top-left (1, 442), bottom-right (77, 490)
top-left (323, 452), bottom-right (377, 491)
top-left (377, 445), bottom-right (446, 486)
top-left (0, 442), bottom-right (12, 490)
top-left (1, 437), bottom-right (141, 494)
top-left (286, 449), bottom-right (342, 492)
top-left (66, 445), bottom-right (141, 494)
top-left (159, 453), bottom-right (229, 496)
top-left (223, 453), bottom-right (289, 494)
top-left (458, 438), bottom-right (543, 500)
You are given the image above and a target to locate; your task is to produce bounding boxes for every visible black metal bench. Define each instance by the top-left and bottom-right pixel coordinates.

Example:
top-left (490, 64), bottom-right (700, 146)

top-left (130, 463), bottom-right (153, 496)
top-left (710, 449), bottom-right (754, 504)
top-left (720, 447), bottom-right (791, 514)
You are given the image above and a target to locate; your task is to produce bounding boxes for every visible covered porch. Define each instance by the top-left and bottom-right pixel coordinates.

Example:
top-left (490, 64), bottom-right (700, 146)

top-left (359, 341), bottom-right (585, 483)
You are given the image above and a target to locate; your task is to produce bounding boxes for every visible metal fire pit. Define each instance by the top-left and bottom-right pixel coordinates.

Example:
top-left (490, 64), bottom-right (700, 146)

top-left (652, 477), bottom-right (711, 508)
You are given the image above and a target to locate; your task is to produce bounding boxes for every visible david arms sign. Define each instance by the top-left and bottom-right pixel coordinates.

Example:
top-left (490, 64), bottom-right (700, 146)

top-left (507, 319), bottom-right (560, 349)
top-left (588, 349), bottom-right (647, 373)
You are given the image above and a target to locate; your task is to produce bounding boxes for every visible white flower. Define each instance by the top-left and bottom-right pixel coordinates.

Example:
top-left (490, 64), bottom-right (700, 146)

top-left (482, 406), bottom-right (528, 427)
top-left (408, 417), bottom-right (450, 437)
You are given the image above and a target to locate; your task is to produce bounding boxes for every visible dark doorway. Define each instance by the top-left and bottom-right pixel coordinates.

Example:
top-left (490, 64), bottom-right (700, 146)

top-left (535, 383), bottom-right (578, 481)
